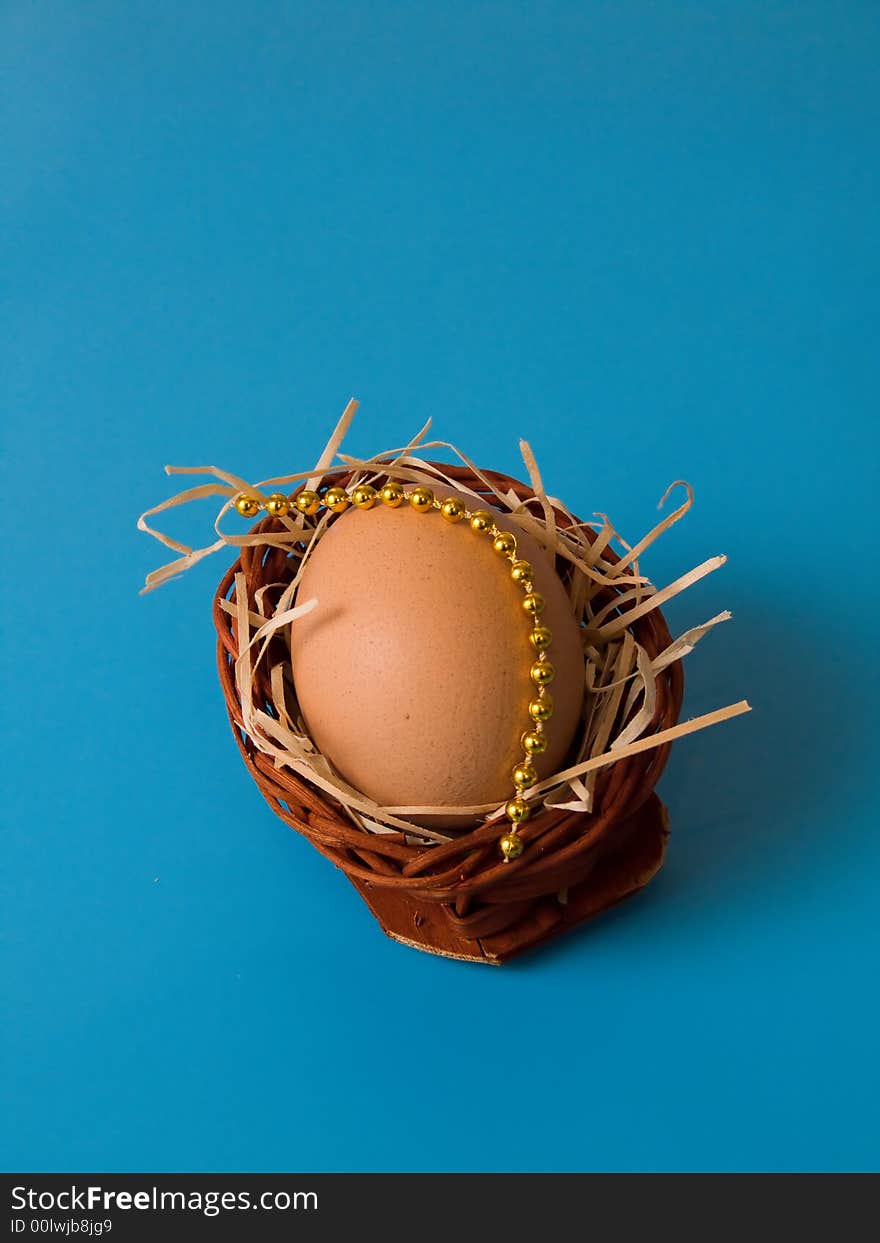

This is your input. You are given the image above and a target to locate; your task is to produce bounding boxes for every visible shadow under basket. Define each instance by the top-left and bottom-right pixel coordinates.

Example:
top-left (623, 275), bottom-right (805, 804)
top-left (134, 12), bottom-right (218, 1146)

top-left (213, 462), bottom-right (684, 965)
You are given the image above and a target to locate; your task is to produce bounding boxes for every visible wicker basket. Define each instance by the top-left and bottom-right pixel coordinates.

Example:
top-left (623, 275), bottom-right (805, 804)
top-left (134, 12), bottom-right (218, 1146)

top-left (212, 461), bottom-right (684, 964)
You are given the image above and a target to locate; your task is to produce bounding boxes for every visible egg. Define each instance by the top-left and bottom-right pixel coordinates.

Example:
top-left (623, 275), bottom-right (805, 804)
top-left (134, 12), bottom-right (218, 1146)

top-left (290, 488), bottom-right (585, 826)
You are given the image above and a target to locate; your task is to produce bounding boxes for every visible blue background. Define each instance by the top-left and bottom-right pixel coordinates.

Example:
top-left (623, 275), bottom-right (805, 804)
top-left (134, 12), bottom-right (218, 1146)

top-left (2, 2), bottom-right (878, 1173)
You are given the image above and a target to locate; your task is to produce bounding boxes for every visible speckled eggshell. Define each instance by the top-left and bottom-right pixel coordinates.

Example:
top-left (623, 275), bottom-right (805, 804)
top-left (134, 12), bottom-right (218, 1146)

top-left (290, 490), bottom-right (585, 827)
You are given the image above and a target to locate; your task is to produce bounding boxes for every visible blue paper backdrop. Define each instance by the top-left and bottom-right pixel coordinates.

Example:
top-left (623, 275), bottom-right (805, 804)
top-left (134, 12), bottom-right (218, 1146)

top-left (2, 2), bottom-right (878, 1172)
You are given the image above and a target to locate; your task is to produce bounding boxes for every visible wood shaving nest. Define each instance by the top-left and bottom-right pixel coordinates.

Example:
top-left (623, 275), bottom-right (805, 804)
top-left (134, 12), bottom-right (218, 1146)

top-left (138, 398), bottom-right (750, 844)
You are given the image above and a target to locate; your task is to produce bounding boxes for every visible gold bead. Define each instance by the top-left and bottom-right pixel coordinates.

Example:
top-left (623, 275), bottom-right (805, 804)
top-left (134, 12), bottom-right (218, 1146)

top-left (351, 484), bottom-right (377, 510)
top-left (529, 694), bottom-right (554, 722)
top-left (505, 796), bottom-right (531, 824)
top-left (295, 489), bottom-right (321, 516)
top-left (522, 729), bottom-right (548, 755)
top-left (409, 486), bottom-right (435, 513)
top-left (323, 486), bottom-right (350, 513)
top-left (234, 494), bottom-right (261, 518)
top-left (265, 493), bottom-right (290, 518)
top-left (510, 559), bottom-right (533, 583)
top-left (522, 591), bottom-right (546, 616)
top-left (530, 659), bottom-right (555, 686)
top-left (380, 481), bottom-right (405, 507)
top-left (529, 625), bottom-right (552, 651)
top-left (512, 760), bottom-right (537, 789)
top-left (493, 530), bottom-right (517, 558)
top-left (440, 497), bottom-right (465, 523)
top-left (469, 509), bottom-right (495, 534)
top-left (499, 830), bottom-right (525, 862)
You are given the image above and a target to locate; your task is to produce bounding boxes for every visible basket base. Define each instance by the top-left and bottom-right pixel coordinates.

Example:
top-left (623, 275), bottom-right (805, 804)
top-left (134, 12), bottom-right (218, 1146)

top-left (349, 794), bottom-right (669, 964)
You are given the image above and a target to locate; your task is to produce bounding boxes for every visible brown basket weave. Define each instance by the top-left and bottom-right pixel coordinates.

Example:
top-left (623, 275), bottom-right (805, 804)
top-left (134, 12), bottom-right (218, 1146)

top-left (213, 462), bottom-right (684, 964)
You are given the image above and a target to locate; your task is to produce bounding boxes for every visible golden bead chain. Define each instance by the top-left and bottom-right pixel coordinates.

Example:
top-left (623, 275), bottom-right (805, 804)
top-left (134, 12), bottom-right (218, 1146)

top-left (235, 481), bottom-right (555, 862)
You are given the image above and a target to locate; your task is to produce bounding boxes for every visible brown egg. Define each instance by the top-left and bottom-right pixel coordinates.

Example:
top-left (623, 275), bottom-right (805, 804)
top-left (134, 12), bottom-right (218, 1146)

top-left (290, 488), bottom-right (584, 826)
